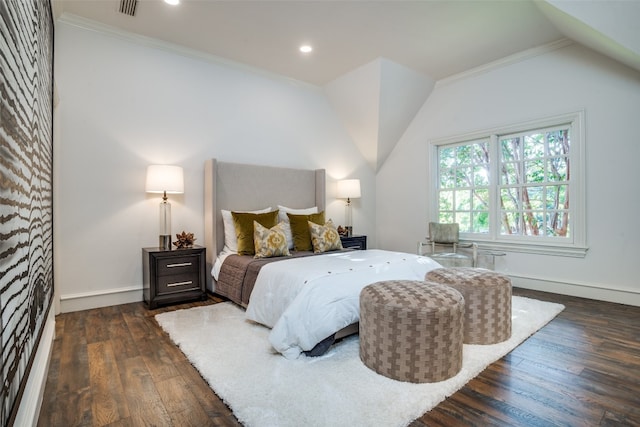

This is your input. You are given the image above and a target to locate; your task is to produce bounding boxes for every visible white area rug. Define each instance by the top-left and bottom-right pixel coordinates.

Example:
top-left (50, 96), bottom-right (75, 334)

top-left (156, 297), bottom-right (564, 427)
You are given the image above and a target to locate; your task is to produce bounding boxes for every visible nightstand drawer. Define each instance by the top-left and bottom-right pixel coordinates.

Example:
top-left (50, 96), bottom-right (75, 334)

top-left (157, 272), bottom-right (200, 295)
top-left (157, 255), bottom-right (199, 276)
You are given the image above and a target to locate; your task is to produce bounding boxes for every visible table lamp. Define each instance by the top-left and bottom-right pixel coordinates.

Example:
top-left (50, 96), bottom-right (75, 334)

top-left (145, 165), bottom-right (184, 249)
top-left (337, 179), bottom-right (361, 237)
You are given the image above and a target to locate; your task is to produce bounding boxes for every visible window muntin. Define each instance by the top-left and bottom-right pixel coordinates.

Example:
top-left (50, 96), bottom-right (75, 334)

top-left (498, 126), bottom-right (570, 238)
top-left (437, 140), bottom-right (490, 234)
top-left (431, 112), bottom-right (585, 255)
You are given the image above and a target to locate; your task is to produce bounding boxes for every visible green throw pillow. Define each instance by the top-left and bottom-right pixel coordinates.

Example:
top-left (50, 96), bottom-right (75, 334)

top-left (287, 211), bottom-right (325, 251)
top-left (232, 210), bottom-right (279, 255)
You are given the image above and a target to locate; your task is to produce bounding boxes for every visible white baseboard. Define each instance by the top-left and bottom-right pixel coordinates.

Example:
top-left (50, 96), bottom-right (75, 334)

top-left (58, 276), bottom-right (640, 311)
top-left (13, 307), bottom-right (55, 427)
top-left (59, 286), bottom-right (143, 313)
top-left (510, 274), bottom-right (640, 307)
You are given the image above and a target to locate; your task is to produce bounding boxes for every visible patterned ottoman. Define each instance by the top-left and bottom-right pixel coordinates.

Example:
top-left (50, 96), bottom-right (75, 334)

top-left (359, 280), bottom-right (464, 383)
top-left (425, 267), bottom-right (512, 344)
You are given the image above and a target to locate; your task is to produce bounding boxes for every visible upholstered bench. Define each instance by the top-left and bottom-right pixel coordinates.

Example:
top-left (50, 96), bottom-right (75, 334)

top-left (425, 267), bottom-right (512, 345)
top-left (359, 280), bottom-right (464, 383)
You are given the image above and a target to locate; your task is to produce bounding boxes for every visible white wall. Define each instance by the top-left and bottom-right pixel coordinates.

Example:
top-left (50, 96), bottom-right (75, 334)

top-left (377, 43), bottom-right (640, 306)
top-left (56, 18), bottom-right (640, 310)
top-left (54, 19), bottom-right (374, 312)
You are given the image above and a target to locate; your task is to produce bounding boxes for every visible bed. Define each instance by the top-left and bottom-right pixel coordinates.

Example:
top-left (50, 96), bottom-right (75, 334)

top-left (204, 158), bottom-right (325, 294)
top-left (204, 159), bottom-right (441, 358)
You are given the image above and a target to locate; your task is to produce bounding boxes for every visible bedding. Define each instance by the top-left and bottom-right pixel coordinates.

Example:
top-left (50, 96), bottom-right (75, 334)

top-left (215, 250), bottom-right (317, 306)
top-left (245, 249), bottom-right (442, 359)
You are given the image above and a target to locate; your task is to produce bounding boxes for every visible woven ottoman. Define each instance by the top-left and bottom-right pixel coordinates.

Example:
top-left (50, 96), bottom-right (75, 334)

top-left (425, 267), bottom-right (512, 344)
top-left (359, 280), bottom-right (464, 383)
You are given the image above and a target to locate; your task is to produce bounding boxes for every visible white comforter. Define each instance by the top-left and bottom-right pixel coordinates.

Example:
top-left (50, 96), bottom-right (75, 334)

top-left (245, 249), bottom-right (442, 359)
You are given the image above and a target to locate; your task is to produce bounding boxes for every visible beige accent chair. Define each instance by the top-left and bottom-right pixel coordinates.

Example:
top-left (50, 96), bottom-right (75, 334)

top-left (417, 222), bottom-right (478, 267)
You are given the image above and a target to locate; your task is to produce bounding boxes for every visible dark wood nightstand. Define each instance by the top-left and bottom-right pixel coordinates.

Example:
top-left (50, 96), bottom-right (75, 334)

top-left (142, 245), bottom-right (207, 309)
top-left (340, 235), bottom-right (367, 250)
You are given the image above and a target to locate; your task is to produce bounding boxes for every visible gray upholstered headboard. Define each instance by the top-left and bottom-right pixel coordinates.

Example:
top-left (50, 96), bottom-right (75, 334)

top-left (204, 159), bottom-right (326, 292)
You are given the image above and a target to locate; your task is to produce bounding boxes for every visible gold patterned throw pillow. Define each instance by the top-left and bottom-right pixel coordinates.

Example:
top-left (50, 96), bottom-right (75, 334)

top-left (253, 221), bottom-right (291, 259)
top-left (308, 220), bottom-right (344, 254)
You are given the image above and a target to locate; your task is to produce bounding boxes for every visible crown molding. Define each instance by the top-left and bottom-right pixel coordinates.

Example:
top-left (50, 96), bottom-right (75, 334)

top-left (435, 38), bottom-right (575, 88)
top-left (56, 12), bottom-right (320, 91)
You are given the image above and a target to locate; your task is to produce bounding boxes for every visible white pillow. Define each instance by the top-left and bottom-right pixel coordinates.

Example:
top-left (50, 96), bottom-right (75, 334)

top-left (277, 205), bottom-right (318, 249)
top-left (221, 207), bottom-right (272, 253)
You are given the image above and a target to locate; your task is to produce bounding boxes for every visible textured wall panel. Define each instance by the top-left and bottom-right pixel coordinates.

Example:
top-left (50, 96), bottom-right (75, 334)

top-left (0, 0), bottom-right (54, 425)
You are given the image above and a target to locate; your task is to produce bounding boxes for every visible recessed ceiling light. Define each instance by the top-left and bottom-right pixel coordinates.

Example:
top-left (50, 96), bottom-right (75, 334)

top-left (164, 0), bottom-right (179, 5)
top-left (299, 45), bottom-right (313, 54)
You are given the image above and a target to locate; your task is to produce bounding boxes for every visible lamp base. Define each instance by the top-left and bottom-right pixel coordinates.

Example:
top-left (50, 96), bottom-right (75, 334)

top-left (344, 226), bottom-right (353, 237)
top-left (159, 234), bottom-right (172, 250)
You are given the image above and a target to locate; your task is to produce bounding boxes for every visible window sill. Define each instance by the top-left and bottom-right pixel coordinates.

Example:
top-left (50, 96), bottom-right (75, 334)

top-left (461, 240), bottom-right (588, 258)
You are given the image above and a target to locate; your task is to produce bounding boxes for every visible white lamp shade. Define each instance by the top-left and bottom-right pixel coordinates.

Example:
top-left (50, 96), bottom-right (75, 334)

top-left (337, 179), bottom-right (361, 199)
top-left (145, 165), bottom-right (184, 194)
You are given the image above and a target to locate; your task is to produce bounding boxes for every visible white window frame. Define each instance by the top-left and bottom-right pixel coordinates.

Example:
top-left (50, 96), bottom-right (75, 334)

top-left (429, 111), bottom-right (587, 257)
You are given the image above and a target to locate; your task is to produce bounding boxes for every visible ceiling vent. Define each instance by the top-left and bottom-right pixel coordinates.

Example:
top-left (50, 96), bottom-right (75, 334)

top-left (118, 0), bottom-right (137, 16)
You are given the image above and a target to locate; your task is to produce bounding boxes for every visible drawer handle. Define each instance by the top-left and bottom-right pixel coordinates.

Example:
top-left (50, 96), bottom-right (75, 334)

top-left (167, 281), bottom-right (193, 287)
top-left (166, 262), bottom-right (192, 268)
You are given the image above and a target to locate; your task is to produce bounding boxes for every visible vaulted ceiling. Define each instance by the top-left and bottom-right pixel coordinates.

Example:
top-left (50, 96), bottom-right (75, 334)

top-left (52, 0), bottom-right (640, 170)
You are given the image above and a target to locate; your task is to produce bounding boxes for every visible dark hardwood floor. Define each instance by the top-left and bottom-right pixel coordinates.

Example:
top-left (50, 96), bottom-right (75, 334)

top-left (37, 288), bottom-right (640, 427)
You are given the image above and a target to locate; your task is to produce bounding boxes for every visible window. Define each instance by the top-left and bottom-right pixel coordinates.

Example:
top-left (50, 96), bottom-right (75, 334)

top-left (499, 126), bottom-right (570, 238)
top-left (431, 112), bottom-right (586, 257)
top-left (437, 140), bottom-right (490, 233)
